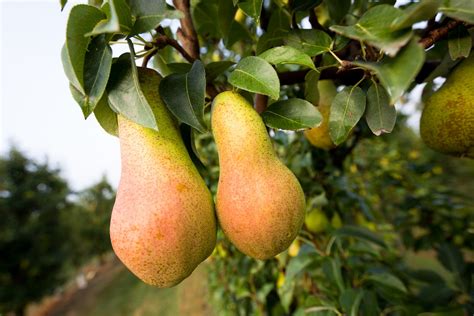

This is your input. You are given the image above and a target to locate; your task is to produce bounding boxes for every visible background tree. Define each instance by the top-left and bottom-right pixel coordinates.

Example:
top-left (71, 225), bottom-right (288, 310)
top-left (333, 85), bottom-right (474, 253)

top-left (0, 149), bottom-right (114, 315)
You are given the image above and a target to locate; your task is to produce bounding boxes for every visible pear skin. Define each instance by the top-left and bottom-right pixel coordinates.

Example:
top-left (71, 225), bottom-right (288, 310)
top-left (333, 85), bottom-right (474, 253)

top-left (304, 80), bottom-right (337, 150)
top-left (420, 53), bottom-right (474, 158)
top-left (110, 68), bottom-right (216, 287)
top-left (212, 91), bottom-right (305, 260)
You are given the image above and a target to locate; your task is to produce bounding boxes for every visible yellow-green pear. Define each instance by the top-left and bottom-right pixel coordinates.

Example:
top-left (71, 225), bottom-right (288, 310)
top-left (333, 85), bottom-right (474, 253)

top-left (305, 208), bottom-right (329, 233)
top-left (420, 53), bottom-right (474, 158)
top-left (212, 91), bottom-right (305, 260)
top-left (110, 68), bottom-right (216, 287)
top-left (304, 80), bottom-right (338, 150)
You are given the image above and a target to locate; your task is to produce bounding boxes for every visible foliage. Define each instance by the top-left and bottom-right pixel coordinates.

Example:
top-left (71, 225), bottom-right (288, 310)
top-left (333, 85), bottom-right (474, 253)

top-left (0, 149), bottom-right (114, 315)
top-left (199, 118), bottom-right (474, 315)
top-left (58, 0), bottom-right (474, 314)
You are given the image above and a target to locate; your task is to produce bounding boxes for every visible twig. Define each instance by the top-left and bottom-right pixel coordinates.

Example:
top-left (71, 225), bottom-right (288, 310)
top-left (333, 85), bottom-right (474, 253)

top-left (419, 19), bottom-right (462, 49)
top-left (255, 94), bottom-right (269, 113)
top-left (173, 0), bottom-right (200, 60)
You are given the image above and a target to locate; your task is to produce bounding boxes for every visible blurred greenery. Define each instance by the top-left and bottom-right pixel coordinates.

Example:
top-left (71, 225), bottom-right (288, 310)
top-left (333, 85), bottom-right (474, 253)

top-left (0, 148), bottom-right (114, 315)
top-left (196, 115), bottom-right (474, 315)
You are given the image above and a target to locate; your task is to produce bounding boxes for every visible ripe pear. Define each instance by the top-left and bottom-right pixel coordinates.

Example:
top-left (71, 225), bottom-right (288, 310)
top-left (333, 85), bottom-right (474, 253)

top-left (110, 68), bottom-right (216, 287)
top-left (212, 91), bottom-right (305, 260)
top-left (420, 53), bottom-right (474, 158)
top-left (304, 80), bottom-right (338, 150)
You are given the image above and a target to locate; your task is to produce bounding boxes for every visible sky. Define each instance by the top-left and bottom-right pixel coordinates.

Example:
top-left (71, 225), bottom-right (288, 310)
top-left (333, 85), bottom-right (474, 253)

top-left (1, 0), bottom-right (121, 190)
top-left (0, 0), bottom-right (422, 191)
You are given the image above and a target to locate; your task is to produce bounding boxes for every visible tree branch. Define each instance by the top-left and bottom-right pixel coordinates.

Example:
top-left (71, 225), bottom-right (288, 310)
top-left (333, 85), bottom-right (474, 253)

top-left (173, 0), bottom-right (200, 60)
top-left (419, 19), bottom-right (462, 49)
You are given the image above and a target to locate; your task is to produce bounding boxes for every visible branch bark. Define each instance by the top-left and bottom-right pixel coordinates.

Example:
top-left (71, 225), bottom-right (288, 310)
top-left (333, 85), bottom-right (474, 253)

top-left (419, 19), bottom-right (462, 49)
top-left (173, 0), bottom-right (200, 60)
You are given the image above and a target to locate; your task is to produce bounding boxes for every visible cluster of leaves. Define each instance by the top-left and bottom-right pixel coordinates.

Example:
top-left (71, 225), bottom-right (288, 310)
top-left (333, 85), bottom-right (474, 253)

top-left (198, 118), bottom-right (474, 315)
top-left (0, 148), bottom-right (115, 315)
top-left (61, 0), bottom-right (473, 146)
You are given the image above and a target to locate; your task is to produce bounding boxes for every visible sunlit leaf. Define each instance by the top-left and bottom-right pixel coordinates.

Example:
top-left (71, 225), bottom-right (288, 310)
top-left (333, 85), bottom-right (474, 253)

top-left (262, 98), bottom-right (322, 130)
top-left (284, 29), bottom-right (332, 57)
top-left (259, 46), bottom-right (316, 70)
top-left (391, 0), bottom-right (440, 30)
top-left (238, 0), bottom-right (263, 21)
top-left (88, 0), bottom-right (133, 35)
top-left (228, 56), bottom-right (280, 100)
top-left (439, 0), bottom-right (474, 23)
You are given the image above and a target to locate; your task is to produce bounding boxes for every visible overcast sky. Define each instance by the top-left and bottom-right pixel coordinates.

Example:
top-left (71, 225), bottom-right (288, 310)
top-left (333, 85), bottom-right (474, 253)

top-left (0, 0), bottom-right (421, 191)
top-left (1, 0), bottom-right (121, 190)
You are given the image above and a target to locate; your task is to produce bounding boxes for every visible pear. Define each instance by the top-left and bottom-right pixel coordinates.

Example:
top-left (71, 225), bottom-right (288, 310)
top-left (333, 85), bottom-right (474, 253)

top-left (420, 53), bottom-right (474, 158)
top-left (305, 208), bottom-right (329, 233)
top-left (212, 91), bottom-right (305, 260)
top-left (304, 80), bottom-right (338, 150)
top-left (110, 68), bottom-right (216, 287)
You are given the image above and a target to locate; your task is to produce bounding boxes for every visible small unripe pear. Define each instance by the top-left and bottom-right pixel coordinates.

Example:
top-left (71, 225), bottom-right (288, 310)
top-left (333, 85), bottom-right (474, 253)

top-left (212, 91), bottom-right (305, 260)
top-left (305, 209), bottom-right (329, 233)
top-left (304, 80), bottom-right (337, 150)
top-left (420, 53), bottom-right (474, 158)
top-left (110, 69), bottom-right (216, 287)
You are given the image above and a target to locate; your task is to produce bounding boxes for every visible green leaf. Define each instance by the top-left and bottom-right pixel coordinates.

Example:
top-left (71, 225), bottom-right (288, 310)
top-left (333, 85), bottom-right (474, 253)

top-left (106, 54), bottom-right (158, 130)
top-left (330, 5), bottom-right (413, 56)
top-left (259, 46), bottom-right (316, 70)
top-left (284, 29), bottom-right (332, 57)
top-left (339, 289), bottom-right (364, 316)
top-left (193, 1), bottom-right (219, 38)
top-left (205, 61), bottom-right (235, 82)
top-left (167, 62), bottom-right (193, 74)
top-left (88, 0), bottom-right (133, 35)
top-left (333, 226), bottom-right (387, 247)
top-left (322, 257), bottom-right (345, 293)
top-left (256, 8), bottom-right (291, 54)
top-left (448, 24), bottom-right (472, 60)
top-left (391, 0), bottom-right (440, 30)
top-left (224, 20), bottom-right (252, 48)
top-left (325, 0), bottom-right (351, 23)
top-left (228, 56), bottom-right (280, 100)
top-left (262, 98), bottom-right (322, 130)
top-left (60, 0), bottom-right (67, 11)
top-left (366, 273), bottom-right (408, 294)
top-left (285, 253), bottom-right (314, 281)
top-left (437, 243), bottom-right (465, 276)
top-left (329, 86), bottom-right (366, 145)
top-left (304, 70), bottom-right (320, 104)
top-left (128, 0), bottom-right (183, 35)
top-left (238, 0), bottom-right (263, 21)
top-left (62, 5), bottom-right (105, 93)
top-left (159, 60), bottom-right (207, 132)
top-left (353, 38), bottom-right (425, 104)
top-left (365, 82), bottom-right (396, 136)
top-left (94, 94), bottom-right (118, 136)
top-left (439, 0), bottom-right (474, 23)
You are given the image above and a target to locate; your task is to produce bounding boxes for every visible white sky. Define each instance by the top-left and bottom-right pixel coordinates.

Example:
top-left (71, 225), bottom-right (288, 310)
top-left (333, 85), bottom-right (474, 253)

top-left (1, 0), bottom-right (121, 190)
top-left (0, 0), bottom-right (422, 190)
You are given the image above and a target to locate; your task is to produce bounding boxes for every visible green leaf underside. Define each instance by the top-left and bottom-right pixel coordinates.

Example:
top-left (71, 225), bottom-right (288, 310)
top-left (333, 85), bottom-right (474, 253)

top-left (284, 29), bottom-right (332, 57)
top-left (366, 273), bottom-right (408, 293)
top-left (129, 0), bottom-right (183, 35)
top-left (333, 226), bottom-right (387, 248)
top-left (238, 0), bottom-right (264, 21)
top-left (391, 0), bottom-right (440, 30)
top-left (329, 86), bottom-right (366, 145)
top-left (365, 83), bottom-right (396, 136)
top-left (62, 5), bottom-right (105, 93)
top-left (439, 0), bottom-right (474, 23)
top-left (448, 25), bottom-right (472, 60)
top-left (228, 56), bottom-right (280, 100)
top-left (159, 60), bottom-right (207, 132)
top-left (94, 94), bottom-right (118, 136)
top-left (88, 0), bottom-right (133, 36)
top-left (262, 98), bottom-right (322, 130)
top-left (106, 54), bottom-right (158, 131)
top-left (330, 5), bottom-right (413, 56)
top-left (304, 71), bottom-right (320, 105)
top-left (259, 46), bottom-right (316, 70)
top-left (353, 39), bottom-right (425, 104)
